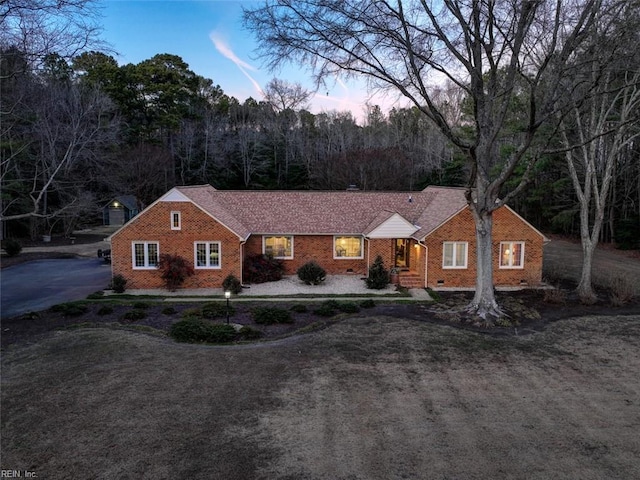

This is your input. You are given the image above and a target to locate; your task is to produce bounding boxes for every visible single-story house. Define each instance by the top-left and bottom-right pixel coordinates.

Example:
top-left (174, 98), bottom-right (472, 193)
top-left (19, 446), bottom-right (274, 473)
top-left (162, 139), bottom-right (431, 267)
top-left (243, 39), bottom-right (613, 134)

top-left (102, 195), bottom-right (139, 226)
top-left (109, 185), bottom-right (547, 290)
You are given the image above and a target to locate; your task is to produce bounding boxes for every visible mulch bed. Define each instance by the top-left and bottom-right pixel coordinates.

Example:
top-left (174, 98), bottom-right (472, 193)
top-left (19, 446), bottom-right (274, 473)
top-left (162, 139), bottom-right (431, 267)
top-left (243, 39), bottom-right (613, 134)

top-left (2, 286), bottom-right (638, 349)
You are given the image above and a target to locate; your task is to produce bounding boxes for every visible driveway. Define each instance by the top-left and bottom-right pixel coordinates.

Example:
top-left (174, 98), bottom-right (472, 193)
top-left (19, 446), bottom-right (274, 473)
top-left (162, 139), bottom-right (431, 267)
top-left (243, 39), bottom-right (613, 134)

top-left (1, 259), bottom-right (112, 319)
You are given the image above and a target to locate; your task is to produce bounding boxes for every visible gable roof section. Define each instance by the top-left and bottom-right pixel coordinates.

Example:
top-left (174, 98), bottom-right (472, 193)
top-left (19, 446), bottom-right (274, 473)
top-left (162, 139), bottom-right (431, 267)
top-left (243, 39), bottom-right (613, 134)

top-left (173, 185), bottom-right (469, 239)
top-left (365, 211), bottom-right (419, 238)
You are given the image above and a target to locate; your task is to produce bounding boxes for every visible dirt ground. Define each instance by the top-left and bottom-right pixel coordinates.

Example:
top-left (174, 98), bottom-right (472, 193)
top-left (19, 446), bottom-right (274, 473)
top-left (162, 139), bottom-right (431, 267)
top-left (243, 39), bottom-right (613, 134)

top-left (1, 314), bottom-right (639, 479)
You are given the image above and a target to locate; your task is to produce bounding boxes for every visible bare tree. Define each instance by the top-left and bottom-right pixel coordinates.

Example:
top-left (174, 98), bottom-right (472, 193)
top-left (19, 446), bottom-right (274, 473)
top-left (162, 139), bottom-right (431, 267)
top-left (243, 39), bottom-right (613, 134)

top-left (244, 0), bottom-right (608, 319)
top-left (263, 78), bottom-right (312, 112)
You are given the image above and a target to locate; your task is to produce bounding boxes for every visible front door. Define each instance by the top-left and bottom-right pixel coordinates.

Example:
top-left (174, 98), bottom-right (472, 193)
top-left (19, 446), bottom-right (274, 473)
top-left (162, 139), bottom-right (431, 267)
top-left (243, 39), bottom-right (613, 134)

top-left (395, 239), bottom-right (410, 269)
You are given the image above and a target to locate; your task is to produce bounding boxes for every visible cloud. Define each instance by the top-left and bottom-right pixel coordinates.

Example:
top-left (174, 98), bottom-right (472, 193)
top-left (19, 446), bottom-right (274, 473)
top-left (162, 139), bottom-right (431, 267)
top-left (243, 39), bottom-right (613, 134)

top-left (210, 31), bottom-right (264, 98)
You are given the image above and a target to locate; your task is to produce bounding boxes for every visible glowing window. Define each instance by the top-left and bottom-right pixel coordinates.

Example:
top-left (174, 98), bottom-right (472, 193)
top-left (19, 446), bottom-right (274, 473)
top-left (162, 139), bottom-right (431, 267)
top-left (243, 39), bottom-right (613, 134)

top-left (195, 242), bottom-right (221, 268)
top-left (334, 236), bottom-right (363, 259)
top-left (500, 242), bottom-right (524, 268)
top-left (263, 236), bottom-right (293, 259)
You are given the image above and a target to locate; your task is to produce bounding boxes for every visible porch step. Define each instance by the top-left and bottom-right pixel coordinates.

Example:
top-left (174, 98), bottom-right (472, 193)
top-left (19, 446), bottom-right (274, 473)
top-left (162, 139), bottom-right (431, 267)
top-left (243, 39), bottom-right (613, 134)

top-left (398, 272), bottom-right (423, 289)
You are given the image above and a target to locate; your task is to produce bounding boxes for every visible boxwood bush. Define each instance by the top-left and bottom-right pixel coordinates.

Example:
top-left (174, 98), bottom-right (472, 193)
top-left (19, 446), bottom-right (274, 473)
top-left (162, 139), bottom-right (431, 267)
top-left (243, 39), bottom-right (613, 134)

top-left (169, 319), bottom-right (237, 343)
top-left (222, 274), bottom-right (243, 294)
top-left (202, 301), bottom-right (235, 319)
top-left (252, 307), bottom-right (293, 325)
top-left (297, 261), bottom-right (326, 285)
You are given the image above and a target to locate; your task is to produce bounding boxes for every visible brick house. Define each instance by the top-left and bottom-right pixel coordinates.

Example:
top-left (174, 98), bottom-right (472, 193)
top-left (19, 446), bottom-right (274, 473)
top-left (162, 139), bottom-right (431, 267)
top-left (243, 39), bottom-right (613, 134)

top-left (109, 184), bottom-right (547, 290)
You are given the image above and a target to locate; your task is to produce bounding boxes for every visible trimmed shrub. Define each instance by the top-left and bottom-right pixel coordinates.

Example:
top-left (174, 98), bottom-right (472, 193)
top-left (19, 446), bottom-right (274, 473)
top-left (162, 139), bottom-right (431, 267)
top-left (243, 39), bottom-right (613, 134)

top-left (162, 306), bottom-right (177, 315)
top-left (297, 261), bottom-right (326, 285)
top-left (181, 307), bottom-right (203, 319)
top-left (337, 302), bottom-right (360, 313)
top-left (290, 304), bottom-right (308, 313)
top-left (122, 309), bottom-right (147, 321)
top-left (111, 274), bottom-right (127, 293)
top-left (97, 306), bottom-right (114, 316)
top-left (359, 299), bottom-right (376, 309)
top-left (314, 303), bottom-right (336, 317)
top-left (159, 253), bottom-right (194, 291)
top-left (202, 301), bottom-right (235, 319)
top-left (169, 319), bottom-right (236, 343)
top-left (132, 301), bottom-right (150, 309)
top-left (50, 303), bottom-right (88, 317)
top-left (222, 274), bottom-right (243, 294)
top-left (238, 326), bottom-right (263, 340)
top-left (2, 238), bottom-right (22, 257)
top-left (243, 254), bottom-right (285, 283)
top-left (86, 291), bottom-right (105, 300)
top-left (252, 307), bottom-right (293, 325)
top-left (366, 255), bottom-right (389, 289)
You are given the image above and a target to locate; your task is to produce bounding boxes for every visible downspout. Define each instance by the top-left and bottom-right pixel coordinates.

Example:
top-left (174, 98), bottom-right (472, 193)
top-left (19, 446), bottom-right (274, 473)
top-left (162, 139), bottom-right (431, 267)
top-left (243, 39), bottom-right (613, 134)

top-left (364, 236), bottom-right (370, 277)
top-left (414, 239), bottom-right (428, 288)
top-left (240, 239), bottom-right (247, 286)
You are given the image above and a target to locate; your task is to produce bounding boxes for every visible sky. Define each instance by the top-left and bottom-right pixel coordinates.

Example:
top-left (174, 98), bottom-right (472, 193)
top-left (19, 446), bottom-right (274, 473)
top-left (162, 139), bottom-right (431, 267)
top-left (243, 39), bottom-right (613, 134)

top-left (99, 0), bottom-right (403, 122)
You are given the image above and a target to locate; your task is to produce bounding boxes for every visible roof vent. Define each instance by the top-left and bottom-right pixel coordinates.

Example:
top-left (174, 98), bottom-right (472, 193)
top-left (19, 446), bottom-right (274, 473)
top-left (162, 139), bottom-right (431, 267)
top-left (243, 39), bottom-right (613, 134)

top-left (346, 184), bottom-right (359, 191)
top-left (408, 195), bottom-right (413, 203)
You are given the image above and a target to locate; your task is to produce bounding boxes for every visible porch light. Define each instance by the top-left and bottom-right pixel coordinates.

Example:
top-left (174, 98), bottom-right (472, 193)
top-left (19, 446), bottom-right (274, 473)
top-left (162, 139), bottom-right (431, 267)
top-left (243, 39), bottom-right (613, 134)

top-left (225, 291), bottom-right (231, 324)
top-left (113, 201), bottom-right (120, 207)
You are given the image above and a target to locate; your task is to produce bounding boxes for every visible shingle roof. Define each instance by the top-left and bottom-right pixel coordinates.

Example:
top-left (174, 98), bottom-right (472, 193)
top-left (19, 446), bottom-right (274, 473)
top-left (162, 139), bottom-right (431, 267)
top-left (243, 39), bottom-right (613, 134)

top-left (174, 185), bottom-right (468, 240)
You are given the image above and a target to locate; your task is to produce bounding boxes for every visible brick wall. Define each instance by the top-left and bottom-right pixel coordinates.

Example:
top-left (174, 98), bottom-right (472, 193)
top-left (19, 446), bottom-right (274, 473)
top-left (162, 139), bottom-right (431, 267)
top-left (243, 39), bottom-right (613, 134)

top-left (424, 206), bottom-right (544, 288)
top-left (111, 202), bottom-right (242, 289)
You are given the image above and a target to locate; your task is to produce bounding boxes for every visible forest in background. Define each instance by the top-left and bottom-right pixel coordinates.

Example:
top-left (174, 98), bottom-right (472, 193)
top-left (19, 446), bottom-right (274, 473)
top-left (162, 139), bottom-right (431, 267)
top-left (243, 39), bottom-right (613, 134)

top-left (1, 3), bottom-right (639, 249)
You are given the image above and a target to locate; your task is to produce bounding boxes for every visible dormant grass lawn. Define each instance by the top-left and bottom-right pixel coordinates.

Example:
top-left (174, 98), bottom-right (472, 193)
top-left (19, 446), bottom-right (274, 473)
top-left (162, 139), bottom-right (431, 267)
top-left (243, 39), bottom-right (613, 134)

top-left (2, 313), bottom-right (640, 479)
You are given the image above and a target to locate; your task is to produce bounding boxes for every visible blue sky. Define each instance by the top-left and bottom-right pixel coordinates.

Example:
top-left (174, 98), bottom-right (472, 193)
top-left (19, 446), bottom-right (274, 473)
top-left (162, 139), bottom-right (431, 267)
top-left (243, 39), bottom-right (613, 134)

top-left (100, 0), bottom-right (398, 121)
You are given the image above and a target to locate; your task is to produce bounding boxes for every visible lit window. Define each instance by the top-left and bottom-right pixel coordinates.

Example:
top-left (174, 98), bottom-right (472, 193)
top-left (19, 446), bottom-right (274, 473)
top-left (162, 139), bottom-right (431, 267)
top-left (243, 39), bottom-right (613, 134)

top-left (443, 242), bottom-right (467, 268)
top-left (334, 236), bottom-right (363, 259)
top-left (195, 242), bottom-right (221, 268)
top-left (500, 241), bottom-right (524, 268)
top-left (132, 242), bottom-right (159, 269)
top-left (171, 211), bottom-right (181, 230)
top-left (263, 236), bottom-right (293, 259)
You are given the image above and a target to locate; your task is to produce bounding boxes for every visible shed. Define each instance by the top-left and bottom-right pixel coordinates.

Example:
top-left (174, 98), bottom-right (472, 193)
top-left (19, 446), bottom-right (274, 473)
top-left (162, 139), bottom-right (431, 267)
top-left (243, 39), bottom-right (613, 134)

top-left (102, 195), bottom-right (139, 226)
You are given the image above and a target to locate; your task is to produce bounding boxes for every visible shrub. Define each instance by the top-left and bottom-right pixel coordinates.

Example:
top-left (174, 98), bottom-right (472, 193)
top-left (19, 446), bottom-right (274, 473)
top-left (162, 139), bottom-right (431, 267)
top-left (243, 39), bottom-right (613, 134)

top-left (50, 302), bottom-right (88, 317)
top-left (169, 319), bottom-right (236, 343)
top-left (243, 254), bottom-right (285, 283)
top-left (359, 299), bottom-right (376, 309)
top-left (86, 291), bottom-right (105, 300)
top-left (337, 302), bottom-right (360, 313)
top-left (97, 306), bottom-right (113, 316)
top-left (297, 261), bottom-right (326, 285)
top-left (366, 255), bottom-right (389, 290)
top-left (122, 309), bottom-right (147, 321)
top-left (132, 301), bottom-right (150, 309)
top-left (222, 274), bottom-right (243, 294)
top-left (202, 302), bottom-right (235, 319)
top-left (252, 307), bottom-right (293, 325)
top-left (2, 238), bottom-right (22, 257)
top-left (290, 304), bottom-right (308, 313)
top-left (181, 307), bottom-right (203, 319)
top-left (159, 253), bottom-right (194, 291)
top-left (111, 274), bottom-right (127, 293)
top-left (162, 306), bottom-right (177, 315)
top-left (314, 302), bottom-right (337, 317)
top-left (606, 275), bottom-right (635, 306)
top-left (543, 286), bottom-right (567, 304)
top-left (238, 326), bottom-right (263, 340)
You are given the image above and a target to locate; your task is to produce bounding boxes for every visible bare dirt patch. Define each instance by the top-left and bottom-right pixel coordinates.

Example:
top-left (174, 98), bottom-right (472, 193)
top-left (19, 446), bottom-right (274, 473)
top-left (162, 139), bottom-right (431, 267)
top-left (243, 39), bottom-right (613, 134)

top-left (2, 315), bottom-right (639, 479)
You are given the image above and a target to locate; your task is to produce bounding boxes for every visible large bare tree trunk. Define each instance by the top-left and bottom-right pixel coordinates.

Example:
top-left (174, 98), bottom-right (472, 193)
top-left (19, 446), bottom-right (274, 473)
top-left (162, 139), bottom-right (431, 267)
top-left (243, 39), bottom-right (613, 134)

top-left (468, 208), bottom-right (502, 319)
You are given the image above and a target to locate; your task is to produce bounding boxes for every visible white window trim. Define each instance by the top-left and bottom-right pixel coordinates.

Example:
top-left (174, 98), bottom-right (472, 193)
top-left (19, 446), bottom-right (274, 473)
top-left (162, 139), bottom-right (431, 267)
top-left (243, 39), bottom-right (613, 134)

top-left (171, 211), bottom-right (181, 230)
top-left (132, 241), bottom-right (159, 269)
top-left (333, 236), bottom-right (364, 259)
top-left (194, 241), bottom-right (222, 269)
top-left (262, 235), bottom-right (294, 259)
top-left (442, 241), bottom-right (468, 269)
top-left (499, 241), bottom-right (525, 269)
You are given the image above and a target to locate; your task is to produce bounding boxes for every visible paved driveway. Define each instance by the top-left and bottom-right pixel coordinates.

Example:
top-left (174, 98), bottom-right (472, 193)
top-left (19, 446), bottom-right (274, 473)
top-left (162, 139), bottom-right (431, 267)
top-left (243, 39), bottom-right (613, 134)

top-left (1, 259), bottom-right (112, 319)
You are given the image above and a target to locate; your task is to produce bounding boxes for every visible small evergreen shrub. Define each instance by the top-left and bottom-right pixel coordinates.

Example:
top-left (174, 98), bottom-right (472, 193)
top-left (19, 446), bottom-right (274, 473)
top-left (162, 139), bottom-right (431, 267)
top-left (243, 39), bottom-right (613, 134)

top-left (50, 303), bottom-right (88, 317)
top-left (181, 307), bottom-right (203, 319)
top-left (359, 299), bottom-right (376, 309)
top-left (366, 255), bottom-right (389, 289)
top-left (337, 302), bottom-right (360, 313)
top-left (132, 301), bottom-right (150, 309)
top-left (314, 302), bottom-right (337, 317)
top-left (97, 306), bottom-right (113, 315)
top-left (222, 274), bottom-right (243, 294)
top-left (252, 307), bottom-right (293, 324)
top-left (243, 254), bottom-right (285, 283)
top-left (297, 261), bottom-right (326, 285)
top-left (162, 306), bottom-right (177, 315)
top-left (290, 304), bottom-right (308, 313)
top-left (202, 302), bottom-right (235, 319)
top-left (2, 238), bottom-right (22, 257)
top-left (111, 274), bottom-right (127, 293)
top-left (169, 319), bottom-right (236, 343)
top-left (159, 253), bottom-right (194, 291)
top-left (86, 291), bottom-right (105, 300)
top-left (238, 326), bottom-right (263, 340)
top-left (122, 309), bottom-right (147, 321)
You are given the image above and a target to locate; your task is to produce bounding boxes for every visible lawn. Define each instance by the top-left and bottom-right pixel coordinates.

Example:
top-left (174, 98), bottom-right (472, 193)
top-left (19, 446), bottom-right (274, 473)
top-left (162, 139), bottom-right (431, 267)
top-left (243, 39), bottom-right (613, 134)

top-left (2, 313), bottom-right (640, 479)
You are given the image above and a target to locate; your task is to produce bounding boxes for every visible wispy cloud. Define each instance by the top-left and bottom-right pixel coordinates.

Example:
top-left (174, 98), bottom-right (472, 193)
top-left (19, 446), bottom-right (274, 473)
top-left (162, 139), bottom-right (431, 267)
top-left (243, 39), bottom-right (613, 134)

top-left (209, 31), bottom-right (264, 97)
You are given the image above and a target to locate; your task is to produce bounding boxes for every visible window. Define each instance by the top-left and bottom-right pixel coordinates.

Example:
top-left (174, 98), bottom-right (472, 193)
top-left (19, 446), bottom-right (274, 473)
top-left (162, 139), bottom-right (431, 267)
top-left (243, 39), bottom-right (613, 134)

top-left (132, 242), bottom-right (159, 269)
top-left (171, 211), bottom-right (181, 230)
top-left (500, 241), bottom-right (524, 268)
top-left (263, 236), bottom-right (293, 259)
top-left (195, 242), bottom-right (221, 269)
top-left (334, 236), bottom-right (363, 259)
top-left (443, 242), bottom-right (467, 268)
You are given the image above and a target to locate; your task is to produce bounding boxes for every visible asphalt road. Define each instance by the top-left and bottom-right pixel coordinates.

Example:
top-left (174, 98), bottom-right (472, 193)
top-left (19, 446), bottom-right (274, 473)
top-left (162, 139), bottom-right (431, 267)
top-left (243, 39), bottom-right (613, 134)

top-left (1, 259), bottom-right (112, 320)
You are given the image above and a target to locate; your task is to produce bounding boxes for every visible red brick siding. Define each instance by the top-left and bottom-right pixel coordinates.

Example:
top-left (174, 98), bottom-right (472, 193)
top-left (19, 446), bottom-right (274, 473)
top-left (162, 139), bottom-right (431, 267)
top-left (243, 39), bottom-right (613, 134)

top-left (425, 207), bottom-right (544, 288)
top-left (111, 202), bottom-right (242, 289)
